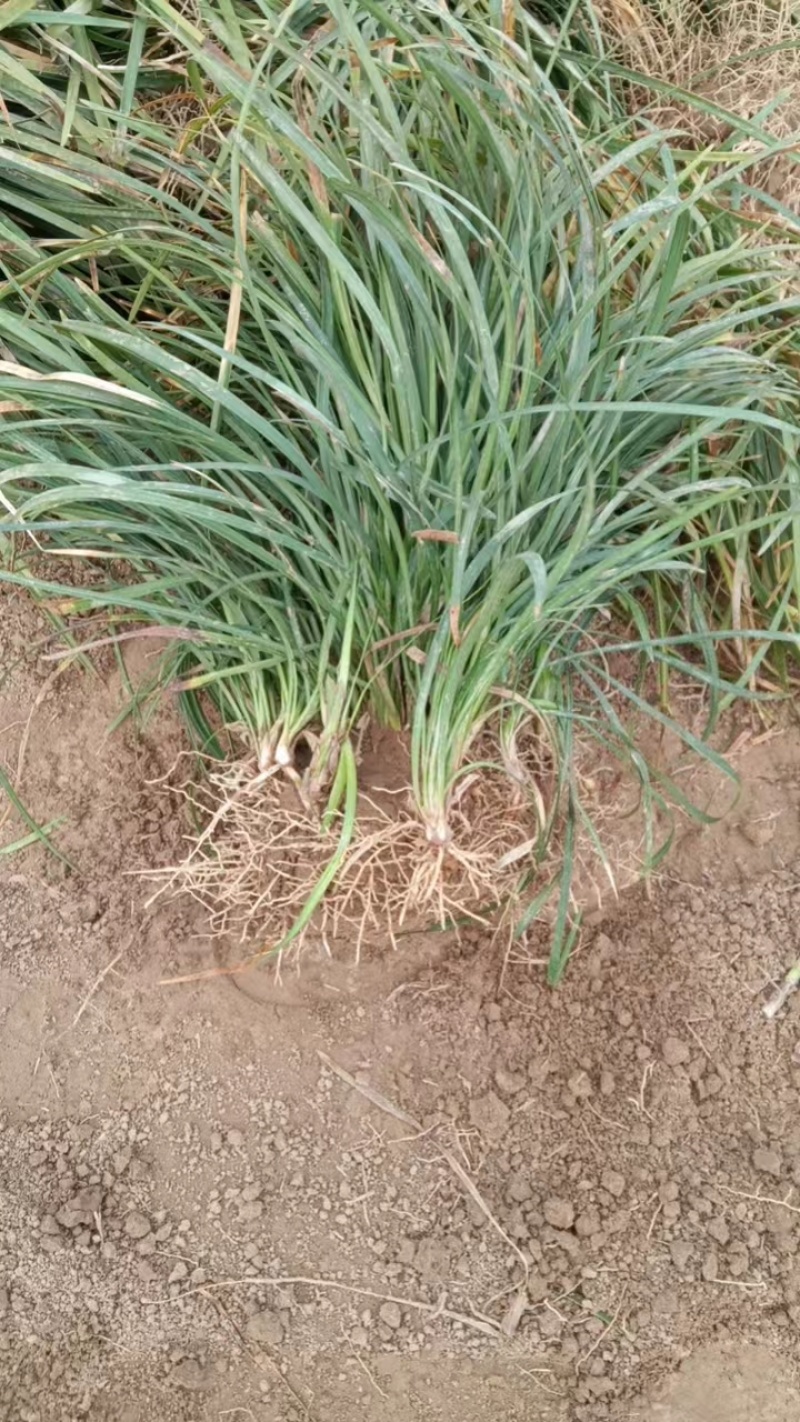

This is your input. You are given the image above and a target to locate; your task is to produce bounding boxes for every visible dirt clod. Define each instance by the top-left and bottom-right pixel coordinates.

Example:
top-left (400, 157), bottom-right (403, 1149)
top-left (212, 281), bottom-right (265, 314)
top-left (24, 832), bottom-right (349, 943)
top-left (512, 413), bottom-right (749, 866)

top-left (568, 1069), bottom-right (594, 1099)
top-left (494, 1066), bottom-right (526, 1096)
top-left (169, 1359), bottom-right (212, 1391)
top-left (123, 1211), bottom-right (152, 1240)
top-left (702, 1252), bottom-right (719, 1283)
top-left (544, 1198), bottom-right (575, 1230)
top-left (469, 1091), bottom-right (510, 1143)
top-left (754, 1147), bottom-right (783, 1178)
top-left (245, 1309), bottom-right (284, 1347)
top-left (708, 1217), bottom-right (730, 1247)
top-left (663, 1036), bottom-right (690, 1067)
top-left (379, 1301), bottom-right (403, 1330)
top-left (670, 1239), bottom-right (693, 1271)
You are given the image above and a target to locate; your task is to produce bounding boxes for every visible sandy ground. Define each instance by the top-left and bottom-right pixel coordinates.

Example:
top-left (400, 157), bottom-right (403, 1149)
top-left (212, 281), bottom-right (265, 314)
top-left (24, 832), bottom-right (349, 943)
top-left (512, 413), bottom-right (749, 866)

top-left (2, 585), bottom-right (800, 1421)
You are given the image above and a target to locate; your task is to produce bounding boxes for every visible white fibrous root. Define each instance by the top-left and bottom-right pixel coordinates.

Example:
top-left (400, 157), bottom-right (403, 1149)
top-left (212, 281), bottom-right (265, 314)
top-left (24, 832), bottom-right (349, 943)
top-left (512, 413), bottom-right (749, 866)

top-left (146, 731), bottom-right (554, 959)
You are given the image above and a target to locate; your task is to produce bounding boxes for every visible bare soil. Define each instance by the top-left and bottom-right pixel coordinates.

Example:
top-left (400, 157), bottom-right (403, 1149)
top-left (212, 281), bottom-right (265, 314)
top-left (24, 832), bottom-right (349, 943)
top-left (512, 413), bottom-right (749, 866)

top-left (2, 585), bottom-right (800, 1421)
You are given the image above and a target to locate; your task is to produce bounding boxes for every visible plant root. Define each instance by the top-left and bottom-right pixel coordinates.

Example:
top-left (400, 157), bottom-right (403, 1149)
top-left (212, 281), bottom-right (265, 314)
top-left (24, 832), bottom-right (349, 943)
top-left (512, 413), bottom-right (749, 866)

top-left (147, 748), bottom-right (551, 960)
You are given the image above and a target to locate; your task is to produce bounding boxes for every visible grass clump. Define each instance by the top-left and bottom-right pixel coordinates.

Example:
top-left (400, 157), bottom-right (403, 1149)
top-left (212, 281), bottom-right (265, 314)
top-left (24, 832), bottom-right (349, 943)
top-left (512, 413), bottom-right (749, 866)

top-left (1, 0), bottom-right (799, 977)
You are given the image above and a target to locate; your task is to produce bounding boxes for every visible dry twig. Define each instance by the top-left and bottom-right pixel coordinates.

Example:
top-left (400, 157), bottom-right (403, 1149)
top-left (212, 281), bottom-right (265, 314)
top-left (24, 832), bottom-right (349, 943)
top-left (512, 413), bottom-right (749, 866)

top-left (159, 1274), bottom-right (501, 1339)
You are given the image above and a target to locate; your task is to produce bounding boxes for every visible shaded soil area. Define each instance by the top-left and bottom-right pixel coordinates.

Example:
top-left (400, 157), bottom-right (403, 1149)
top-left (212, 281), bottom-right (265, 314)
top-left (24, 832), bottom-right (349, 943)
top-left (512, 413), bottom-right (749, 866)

top-left (1, 587), bottom-right (800, 1421)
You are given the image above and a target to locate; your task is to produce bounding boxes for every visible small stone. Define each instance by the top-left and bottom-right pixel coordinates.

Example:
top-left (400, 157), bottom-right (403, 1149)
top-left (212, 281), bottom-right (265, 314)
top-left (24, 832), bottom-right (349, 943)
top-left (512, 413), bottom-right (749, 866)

top-left (124, 1211), bottom-right (152, 1240)
top-left (0, 1287), bottom-right (9, 1315)
top-left (169, 1359), bottom-right (211, 1391)
top-left (39, 1215), bottom-right (62, 1237)
top-left (379, 1301), bottom-right (402, 1330)
top-left (599, 1071), bottom-right (615, 1097)
top-left (544, 1198), bottom-right (575, 1231)
top-left (753, 1147), bottom-right (782, 1178)
top-left (246, 1310), bottom-right (284, 1347)
top-left (351, 1326), bottom-right (368, 1347)
top-left (227, 1129), bottom-right (244, 1148)
top-left (670, 1239), bottom-right (692, 1270)
top-left (168, 1262), bottom-right (188, 1283)
top-left (601, 1170), bottom-right (625, 1198)
top-left (662, 1037), bottom-right (690, 1067)
top-left (707, 1217), bottom-right (730, 1246)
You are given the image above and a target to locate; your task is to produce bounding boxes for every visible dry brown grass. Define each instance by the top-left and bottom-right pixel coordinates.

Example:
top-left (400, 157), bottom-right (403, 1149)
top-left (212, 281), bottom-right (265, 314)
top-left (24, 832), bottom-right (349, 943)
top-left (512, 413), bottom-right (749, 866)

top-left (602, 0), bottom-right (800, 206)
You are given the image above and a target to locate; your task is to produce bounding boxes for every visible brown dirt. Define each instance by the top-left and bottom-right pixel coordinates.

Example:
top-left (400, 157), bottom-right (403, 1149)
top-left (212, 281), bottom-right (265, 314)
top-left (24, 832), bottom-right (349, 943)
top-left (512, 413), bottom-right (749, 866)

top-left (2, 585), bottom-right (800, 1421)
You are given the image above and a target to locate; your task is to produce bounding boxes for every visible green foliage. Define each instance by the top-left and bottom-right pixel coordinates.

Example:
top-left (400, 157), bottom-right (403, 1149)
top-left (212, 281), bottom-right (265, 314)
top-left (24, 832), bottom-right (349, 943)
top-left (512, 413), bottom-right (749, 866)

top-left (1, 0), bottom-right (798, 975)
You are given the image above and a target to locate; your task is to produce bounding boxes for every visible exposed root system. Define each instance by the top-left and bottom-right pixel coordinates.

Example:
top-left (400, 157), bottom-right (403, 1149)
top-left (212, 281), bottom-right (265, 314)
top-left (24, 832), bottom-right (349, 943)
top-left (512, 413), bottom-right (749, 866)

top-left (147, 737), bottom-right (552, 961)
